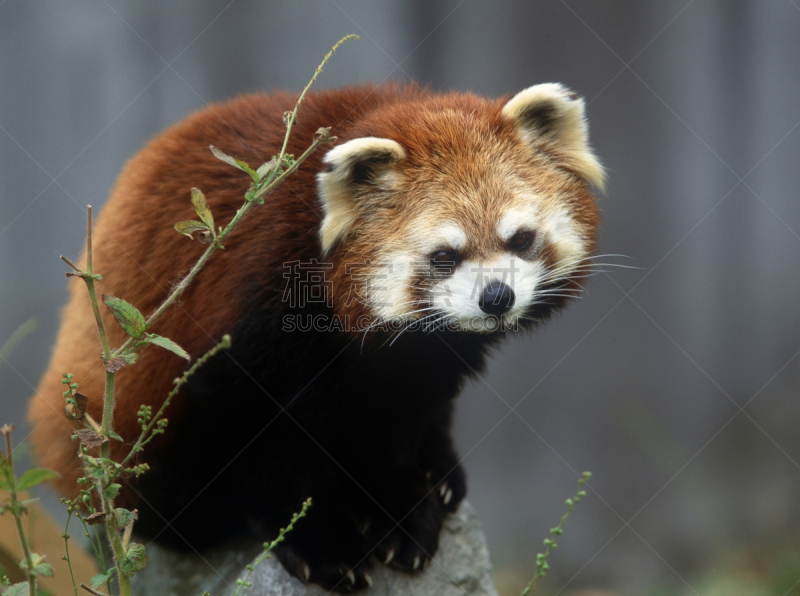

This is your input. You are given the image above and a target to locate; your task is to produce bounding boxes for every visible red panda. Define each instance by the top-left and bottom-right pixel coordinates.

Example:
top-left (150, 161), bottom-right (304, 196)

top-left (28, 83), bottom-right (603, 592)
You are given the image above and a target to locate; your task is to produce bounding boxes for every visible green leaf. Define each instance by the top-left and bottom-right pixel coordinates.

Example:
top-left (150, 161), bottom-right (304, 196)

top-left (114, 507), bottom-right (138, 529)
top-left (281, 154), bottom-right (296, 169)
top-left (90, 570), bottom-right (114, 589)
top-left (33, 561), bottom-right (54, 578)
top-left (190, 187), bottom-right (215, 231)
top-left (209, 144), bottom-right (239, 168)
top-left (174, 220), bottom-right (211, 240)
top-left (1, 582), bottom-right (28, 596)
top-left (234, 158), bottom-right (259, 181)
top-left (15, 468), bottom-right (59, 492)
top-left (118, 542), bottom-right (147, 575)
top-left (102, 295), bottom-right (146, 340)
top-left (209, 145), bottom-right (259, 180)
top-left (20, 553), bottom-right (54, 577)
top-left (144, 334), bottom-right (190, 361)
top-left (8, 502), bottom-right (26, 517)
top-left (108, 429), bottom-right (124, 442)
top-left (102, 483), bottom-right (121, 501)
top-left (82, 455), bottom-right (109, 480)
top-left (104, 352), bottom-right (139, 372)
top-left (256, 157), bottom-right (278, 180)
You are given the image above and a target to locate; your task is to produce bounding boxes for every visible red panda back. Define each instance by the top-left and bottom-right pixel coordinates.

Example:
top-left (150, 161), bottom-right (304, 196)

top-left (27, 85), bottom-right (429, 500)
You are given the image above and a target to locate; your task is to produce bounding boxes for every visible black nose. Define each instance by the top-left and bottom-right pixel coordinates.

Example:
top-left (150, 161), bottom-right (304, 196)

top-left (479, 281), bottom-right (515, 315)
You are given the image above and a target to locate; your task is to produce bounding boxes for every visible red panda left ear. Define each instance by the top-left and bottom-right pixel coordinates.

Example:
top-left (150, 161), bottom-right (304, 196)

top-left (503, 83), bottom-right (605, 191)
top-left (317, 137), bottom-right (406, 254)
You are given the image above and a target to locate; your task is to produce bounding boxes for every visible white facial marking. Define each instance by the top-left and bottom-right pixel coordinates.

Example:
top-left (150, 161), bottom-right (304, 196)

top-left (497, 205), bottom-right (539, 241)
top-left (426, 222), bottom-right (467, 252)
top-left (362, 201), bottom-right (587, 333)
top-left (428, 253), bottom-right (546, 332)
top-left (539, 204), bottom-right (585, 271)
top-left (366, 251), bottom-right (417, 320)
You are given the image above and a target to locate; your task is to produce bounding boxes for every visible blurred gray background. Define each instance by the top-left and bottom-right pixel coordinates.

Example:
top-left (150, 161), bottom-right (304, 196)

top-left (2, 2), bottom-right (799, 594)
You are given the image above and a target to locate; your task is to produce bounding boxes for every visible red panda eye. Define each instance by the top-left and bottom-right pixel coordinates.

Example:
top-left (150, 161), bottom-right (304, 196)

top-left (509, 231), bottom-right (534, 252)
top-left (431, 250), bottom-right (458, 267)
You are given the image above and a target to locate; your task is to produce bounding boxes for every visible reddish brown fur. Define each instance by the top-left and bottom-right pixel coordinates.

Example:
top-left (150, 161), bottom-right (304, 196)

top-left (28, 86), bottom-right (407, 498)
top-left (28, 83), bottom-right (599, 507)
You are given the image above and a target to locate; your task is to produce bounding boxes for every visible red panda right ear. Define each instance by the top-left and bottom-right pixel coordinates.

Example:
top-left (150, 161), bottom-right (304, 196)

top-left (317, 137), bottom-right (406, 254)
top-left (502, 83), bottom-right (605, 191)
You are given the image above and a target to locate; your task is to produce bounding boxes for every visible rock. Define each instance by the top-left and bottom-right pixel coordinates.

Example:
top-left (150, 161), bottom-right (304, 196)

top-left (132, 500), bottom-right (497, 596)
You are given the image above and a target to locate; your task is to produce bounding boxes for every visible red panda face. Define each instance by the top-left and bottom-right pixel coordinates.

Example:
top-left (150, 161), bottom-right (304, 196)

top-left (317, 83), bottom-right (603, 335)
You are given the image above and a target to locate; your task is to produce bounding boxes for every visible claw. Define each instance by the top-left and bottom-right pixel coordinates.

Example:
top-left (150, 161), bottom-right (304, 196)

top-left (302, 563), bottom-right (310, 582)
top-left (444, 487), bottom-right (453, 505)
top-left (384, 548), bottom-right (395, 565)
top-left (346, 570), bottom-right (356, 585)
top-left (364, 572), bottom-right (373, 587)
top-left (413, 555), bottom-right (421, 570)
top-left (439, 483), bottom-right (447, 497)
top-left (359, 519), bottom-right (372, 534)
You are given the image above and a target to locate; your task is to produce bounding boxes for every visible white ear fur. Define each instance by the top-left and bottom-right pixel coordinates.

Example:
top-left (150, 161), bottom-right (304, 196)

top-left (502, 83), bottom-right (605, 190)
top-left (317, 137), bottom-right (406, 254)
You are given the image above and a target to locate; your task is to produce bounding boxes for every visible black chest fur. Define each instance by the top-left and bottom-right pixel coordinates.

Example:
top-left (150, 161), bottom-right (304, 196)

top-left (133, 295), bottom-right (498, 589)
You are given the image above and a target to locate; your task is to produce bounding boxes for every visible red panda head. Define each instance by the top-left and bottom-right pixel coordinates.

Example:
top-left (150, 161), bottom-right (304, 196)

top-left (316, 83), bottom-right (604, 335)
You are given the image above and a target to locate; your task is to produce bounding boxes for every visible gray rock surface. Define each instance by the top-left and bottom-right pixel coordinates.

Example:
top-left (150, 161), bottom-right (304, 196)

top-left (132, 501), bottom-right (497, 596)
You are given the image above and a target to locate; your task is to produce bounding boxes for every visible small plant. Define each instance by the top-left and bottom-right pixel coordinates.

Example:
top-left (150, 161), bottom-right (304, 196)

top-left (521, 471), bottom-right (591, 596)
top-left (4, 34), bottom-right (356, 596)
top-left (54, 34), bottom-right (355, 595)
top-left (232, 497), bottom-right (313, 594)
top-left (0, 424), bottom-right (60, 596)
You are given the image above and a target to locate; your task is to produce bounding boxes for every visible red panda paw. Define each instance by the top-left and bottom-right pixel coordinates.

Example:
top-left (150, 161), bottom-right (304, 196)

top-left (421, 442), bottom-right (468, 514)
top-left (370, 490), bottom-right (442, 575)
top-left (274, 531), bottom-right (375, 593)
top-left (429, 462), bottom-right (467, 514)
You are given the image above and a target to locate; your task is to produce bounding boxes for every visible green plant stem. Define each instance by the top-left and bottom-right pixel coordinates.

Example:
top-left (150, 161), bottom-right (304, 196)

top-left (63, 208), bottom-right (131, 595)
top-left (81, 207), bottom-right (116, 445)
top-left (3, 428), bottom-right (37, 596)
top-left (100, 372), bottom-right (116, 454)
top-left (90, 522), bottom-right (108, 578)
top-left (112, 35), bottom-right (358, 356)
top-left (0, 317), bottom-right (38, 364)
top-left (62, 510), bottom-right (81, 596)
top-left (64, 492), bottom-right (106, 569)
top-left (233, 498), bottom-right (312, 595)
top-left (56, 36), bottom-right (357, 596)
top-left (252, 128), bottom-right (335, 202)
top-left (104, 510), bottom-right (130, 596)
top-left (79, 583), bottom-right (108, 596)
top-left (13, 513), bottom-right (36, 596)
top-left (83, 206), bottom-right (113, 361)
top-left (272, 34), bottom-right (358, 183)
top-left (520, 471), bottom-right (591, 596)
top-left (62, 86), bottom-right (326, 596)
top-left (120, 335), bottom-right (231, 468)
top-left (119, 127), bottom-right (334, 357)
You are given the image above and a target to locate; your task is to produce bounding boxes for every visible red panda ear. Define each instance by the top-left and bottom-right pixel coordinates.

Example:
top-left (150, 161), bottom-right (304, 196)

top-left (502, 83), bottom-right (605, 191)
top-left (317, 137), bottom-right (406, 254)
